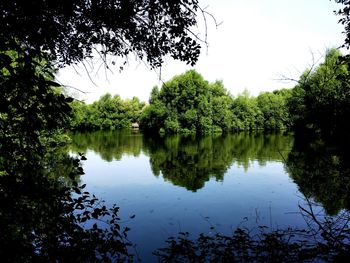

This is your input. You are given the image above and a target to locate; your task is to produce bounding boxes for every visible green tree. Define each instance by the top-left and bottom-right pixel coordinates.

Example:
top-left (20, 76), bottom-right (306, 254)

top-left (141, 70), bottom-right (236, 134)
top-left (1, 0), bottom-right (203, 68)
top-left (287, 48), bottom-right (350, 143)
top-left (211, 81), bottom-right (235, 132)
top-left (70, 94), bottom-right (146, 131)
top-left (231, 90), bottom-right (264, 130)
top-left (257, 89), bottom-right (291, 130)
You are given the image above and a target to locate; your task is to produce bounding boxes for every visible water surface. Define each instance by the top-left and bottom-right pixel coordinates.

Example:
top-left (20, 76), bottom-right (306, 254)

top-left (70, 131), bottom-right (308, 260)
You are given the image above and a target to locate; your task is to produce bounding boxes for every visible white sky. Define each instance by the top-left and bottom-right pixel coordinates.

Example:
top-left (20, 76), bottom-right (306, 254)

top-left (56, 0), bottom-right (346, 103)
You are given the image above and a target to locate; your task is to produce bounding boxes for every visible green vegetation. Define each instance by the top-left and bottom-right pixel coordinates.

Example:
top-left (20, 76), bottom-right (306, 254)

top-left (141, 70), bottom-right (292, 133)
top-left (140, 71), bottom-right (233, 133)
top-left (2, 0), bottom-right (350, 261)
top-left (1, 0), bottom-right (205, 260)
top-left (71, 94), bottom-right (145, 131)
top-left (76, 70), bottom-right (291, 134)
top-left (0, 52), bottom-right (133, 262)
top-left (288, 48), bottom-right (350, 144)
top-left (71, 48), bottom-right (349, 141)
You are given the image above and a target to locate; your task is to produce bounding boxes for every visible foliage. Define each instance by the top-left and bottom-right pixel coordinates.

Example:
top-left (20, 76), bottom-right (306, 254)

top-left (287, 48), bottom-right (350, 144)
top-left (154, 229), bottom-right (307, 262)
top-left (0, 49), bottom-right (72, 172)
top-left (140, 70), bottom-right (292, 134)
top-left (0, 0), bottom-right (203, 68)
top-left (231, 90), bottom-right (263, 130)
top-left (257, 89), bottom-right (292, 130)
top-left (335, 0), bottom-right (350, 49)
top-left (0, 151), bottom-right (134, 262)
top-left (141, 70), bottom-right (216, 134)
top-left (154, 204), bottom-right (350, 263)
top-left (0, 51), bottom-right (134, 261)
top-left (71, 94), bottom-right (145, 131)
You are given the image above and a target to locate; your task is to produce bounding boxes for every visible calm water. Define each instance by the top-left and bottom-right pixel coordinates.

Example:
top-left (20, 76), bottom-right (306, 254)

top-left (70, 130), bottom-right (309, 261)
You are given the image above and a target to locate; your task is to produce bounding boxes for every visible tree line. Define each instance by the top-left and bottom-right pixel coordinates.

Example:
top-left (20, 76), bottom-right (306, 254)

top-left (140, 71), bottom-right (291, 133)
top-left (70, 94), bottom-right (145, 130)
top-left (71, 71), bottom-right (292, 133)
top-left (71, 48), bottom-right (349, 140)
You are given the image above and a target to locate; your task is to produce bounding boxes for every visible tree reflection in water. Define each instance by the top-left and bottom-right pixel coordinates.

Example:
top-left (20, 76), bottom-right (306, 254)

top-left (2, 130), bottom-right (349, 261)
top-left (71, 131), bottom-right (294, 191)
top-left (286, 136), bottom-right (350, 215)
top-left (154, 135), bottom-right (350, 262)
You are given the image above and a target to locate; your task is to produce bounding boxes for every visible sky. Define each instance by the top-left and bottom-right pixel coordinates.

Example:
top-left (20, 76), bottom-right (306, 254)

top-left (56, 0), bottom-right (346, 103)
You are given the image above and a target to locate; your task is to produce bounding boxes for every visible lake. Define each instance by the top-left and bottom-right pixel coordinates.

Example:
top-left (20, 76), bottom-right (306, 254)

top-left (69, 130), bottom-right (323, 261)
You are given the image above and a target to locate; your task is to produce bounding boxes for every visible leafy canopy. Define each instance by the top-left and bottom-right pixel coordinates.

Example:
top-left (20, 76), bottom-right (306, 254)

top-left (287, 48), bottom-right (350, 142)
top-left (140, 70), bottom-right (291, 134)
top-left (1, 0), bottom-right (202, 67)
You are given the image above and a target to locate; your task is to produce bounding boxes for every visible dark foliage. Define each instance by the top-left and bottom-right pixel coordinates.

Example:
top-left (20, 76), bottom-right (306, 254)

top-left (0, 152), bottom-right (133, 262)
top-left (0, 54), bottom-right (134, 261)
top-left (335, 0), bottom-right (350, 49)
top-left (154, 201), bottom-right (350, 262)
top-left (1, 1), bottom-right (207, 260)
top-left (287, 49), bottom-right (350, 145)
top-left (0, 0), bottom-right (202, 67)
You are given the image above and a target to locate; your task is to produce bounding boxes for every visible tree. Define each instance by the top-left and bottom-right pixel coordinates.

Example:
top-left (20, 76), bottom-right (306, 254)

top-left (0, 0), bottom-right (204, 68)
top-left (1, 0), bottom-right (209, 151)
top-left (210, 81), bottom-right (235, 131)
top-left (257, 89), bottom-right (291, 130)
top-left (231, 90), bottom-right (264, 130)
top-left (1, 1), bottom-right (208, 260)
top-left (141, 70), bottom-right (236, 134)
top-left (70, 93), bottom-right (146, 130)
top-left (1, 0), bottom-right (210, 149)
top-left (287, 48), bottom-right (350, 143)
